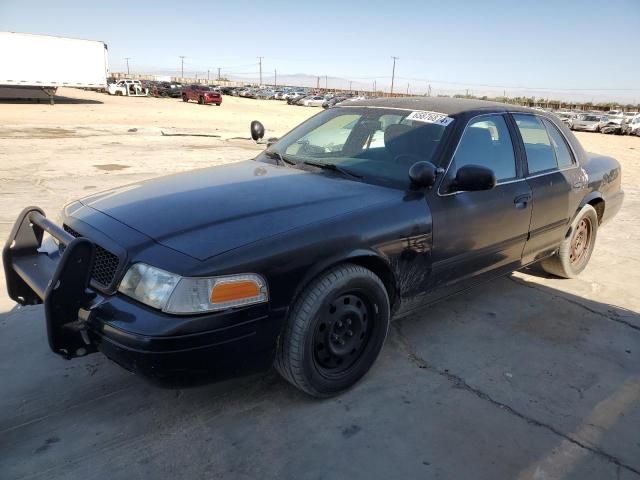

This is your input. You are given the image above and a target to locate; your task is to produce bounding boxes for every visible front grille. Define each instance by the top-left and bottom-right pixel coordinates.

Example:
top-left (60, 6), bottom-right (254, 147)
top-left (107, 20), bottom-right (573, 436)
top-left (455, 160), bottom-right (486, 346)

top-left (63, 225), bottom-right (120, 287)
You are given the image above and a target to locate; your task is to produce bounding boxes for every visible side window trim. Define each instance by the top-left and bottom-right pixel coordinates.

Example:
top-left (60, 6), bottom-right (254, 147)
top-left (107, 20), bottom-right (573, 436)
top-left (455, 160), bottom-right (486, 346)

top-left (437, 112), bottom-right (520, 196)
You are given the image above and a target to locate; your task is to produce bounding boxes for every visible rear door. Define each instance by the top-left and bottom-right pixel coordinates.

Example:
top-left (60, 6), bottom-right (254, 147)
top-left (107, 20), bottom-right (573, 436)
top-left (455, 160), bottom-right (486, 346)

top-left (428, 113), bottom-right (532, 290)
top-left (512, 114), bottom-right (579, 262)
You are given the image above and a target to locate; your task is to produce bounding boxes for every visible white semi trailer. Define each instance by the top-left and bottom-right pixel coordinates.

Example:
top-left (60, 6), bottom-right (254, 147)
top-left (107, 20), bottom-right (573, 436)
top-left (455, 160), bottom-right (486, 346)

top-left (0, 32), bottom-right (109, 104)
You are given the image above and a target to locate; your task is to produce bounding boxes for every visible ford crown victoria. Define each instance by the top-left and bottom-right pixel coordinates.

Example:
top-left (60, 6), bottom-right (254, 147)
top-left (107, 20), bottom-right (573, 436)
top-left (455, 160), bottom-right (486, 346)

top-left (4, 98), bottom-right (623, 397)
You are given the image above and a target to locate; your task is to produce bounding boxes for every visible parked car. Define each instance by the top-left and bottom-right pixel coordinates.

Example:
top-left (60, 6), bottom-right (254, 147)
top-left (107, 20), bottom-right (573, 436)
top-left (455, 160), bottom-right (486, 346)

top-left (256, 89), bottom-right (276, 100)
top-left (107, 79), bottom-right (148, 96)
top-left (181, 85), bottom-right (222, 105)
top-left (322, 96), bottom-right (349, 109)
top-left (286, 92), bottom-right (307, 104)
top-left (150, 82), bottom-right (181, 98)
top-left (623, 114), bottom-right (640, 136)
top-left (302, 96), bottom-right (326, 107)
top-left (569, 113), bottom-right (602, 132)
top-left (554, 111), bottom-right (576, 126)
top-left (4, 98), bottom-right (623, 397)
top-left (599, 115), bottom-right (625, 134)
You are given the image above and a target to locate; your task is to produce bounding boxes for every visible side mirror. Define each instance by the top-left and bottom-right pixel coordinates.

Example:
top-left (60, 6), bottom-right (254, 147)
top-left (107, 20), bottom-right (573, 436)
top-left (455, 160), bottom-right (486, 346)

top-left (454, 165), bottom-right (496, 192)
top-left (408, 161), bottom-right (437, 188)
top-left (250, 120), bottom-right (265, 142)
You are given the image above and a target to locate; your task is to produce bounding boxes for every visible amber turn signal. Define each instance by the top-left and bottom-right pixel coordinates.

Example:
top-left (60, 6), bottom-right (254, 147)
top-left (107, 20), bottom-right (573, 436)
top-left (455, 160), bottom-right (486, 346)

top-left (211, 280), bottom-right (261, 303)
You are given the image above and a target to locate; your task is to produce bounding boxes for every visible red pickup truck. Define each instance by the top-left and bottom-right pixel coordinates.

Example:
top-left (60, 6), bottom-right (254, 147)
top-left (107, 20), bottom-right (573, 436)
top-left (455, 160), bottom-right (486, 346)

top-left (181, 85), bottom-right (222, 105)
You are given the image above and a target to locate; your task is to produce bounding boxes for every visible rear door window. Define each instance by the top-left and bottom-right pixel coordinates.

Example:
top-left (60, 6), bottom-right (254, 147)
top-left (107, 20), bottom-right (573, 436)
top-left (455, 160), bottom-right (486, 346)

top-left (543, 119), bottom-right (575, 169)
top-left (513, 114), bottom-right (558, 174)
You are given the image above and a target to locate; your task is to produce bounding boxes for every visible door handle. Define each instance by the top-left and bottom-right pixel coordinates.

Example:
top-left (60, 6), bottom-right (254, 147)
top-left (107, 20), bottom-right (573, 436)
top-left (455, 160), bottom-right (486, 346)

top-left (514, 194), bottom-right (531, 209)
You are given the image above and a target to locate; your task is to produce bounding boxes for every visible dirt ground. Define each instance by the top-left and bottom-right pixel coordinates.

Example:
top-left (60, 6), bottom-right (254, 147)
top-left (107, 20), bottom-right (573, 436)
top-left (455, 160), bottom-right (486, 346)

top-left (1, 88), bottom-right (639, 479)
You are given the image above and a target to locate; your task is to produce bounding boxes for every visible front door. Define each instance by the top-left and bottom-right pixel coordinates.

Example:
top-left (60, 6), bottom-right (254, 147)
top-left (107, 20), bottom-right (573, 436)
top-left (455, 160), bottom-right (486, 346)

top-left (427, 113), bottom-right (532, 293)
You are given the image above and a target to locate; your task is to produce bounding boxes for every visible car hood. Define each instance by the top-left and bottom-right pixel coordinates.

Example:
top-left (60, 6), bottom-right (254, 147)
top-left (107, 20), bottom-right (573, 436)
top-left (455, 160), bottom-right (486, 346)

top-left (79, 160), bottom-right (400, 261)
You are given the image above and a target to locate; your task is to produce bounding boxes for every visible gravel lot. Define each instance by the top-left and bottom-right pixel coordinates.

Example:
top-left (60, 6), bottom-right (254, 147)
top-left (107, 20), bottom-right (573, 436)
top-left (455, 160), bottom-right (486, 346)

top-left (1, 89), bottom-right (639, 479)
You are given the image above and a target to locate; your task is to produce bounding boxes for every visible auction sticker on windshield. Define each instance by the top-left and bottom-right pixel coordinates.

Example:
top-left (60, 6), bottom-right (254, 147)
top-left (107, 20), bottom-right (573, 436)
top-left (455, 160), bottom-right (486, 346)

top-left (406, 110), bottom-right (454, 126)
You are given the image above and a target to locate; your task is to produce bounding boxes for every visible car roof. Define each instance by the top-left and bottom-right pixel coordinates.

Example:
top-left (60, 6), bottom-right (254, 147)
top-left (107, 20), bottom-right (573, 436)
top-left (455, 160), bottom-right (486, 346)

top-left (339, 96), bottom-right (533, 116)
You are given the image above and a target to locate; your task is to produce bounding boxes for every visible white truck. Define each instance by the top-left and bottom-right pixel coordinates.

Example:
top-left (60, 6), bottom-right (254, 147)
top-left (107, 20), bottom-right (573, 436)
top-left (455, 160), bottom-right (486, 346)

top-left (107, 79), bottom-right (148, 96)
top-left (0, 32), bottom-right (108, 104)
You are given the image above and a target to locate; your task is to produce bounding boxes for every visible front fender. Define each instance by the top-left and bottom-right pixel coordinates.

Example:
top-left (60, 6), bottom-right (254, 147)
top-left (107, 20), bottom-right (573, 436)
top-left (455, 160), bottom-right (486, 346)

top-left (291, 249), bottom-right (397, 310)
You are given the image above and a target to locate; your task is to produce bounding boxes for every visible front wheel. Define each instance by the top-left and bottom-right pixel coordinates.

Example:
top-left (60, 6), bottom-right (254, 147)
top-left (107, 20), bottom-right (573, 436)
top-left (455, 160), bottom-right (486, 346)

top-left (541, 204), bottom-right (598, 278)
top-left (182, 95), bottom-right (188, 102)
top-left (275, 264), bottom-right (390, 397)
top-left (198, 96), bottom-right (204, 104)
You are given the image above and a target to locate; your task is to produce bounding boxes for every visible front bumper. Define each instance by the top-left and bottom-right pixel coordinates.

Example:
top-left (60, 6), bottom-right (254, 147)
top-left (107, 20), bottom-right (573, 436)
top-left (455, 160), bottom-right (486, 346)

top-left (3, 207), bottom-right (282, 382)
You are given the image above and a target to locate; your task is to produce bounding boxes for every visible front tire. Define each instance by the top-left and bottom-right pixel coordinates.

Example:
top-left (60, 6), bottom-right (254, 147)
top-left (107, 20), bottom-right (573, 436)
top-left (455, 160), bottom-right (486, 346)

top-left (541, 204), bottom-right (598, 278)
top-left (275, 264), bottom-right (390, 397)
top-left (198, 96), bottom-right (204, 104)
top-left (182, 94), bottom-right (188, 102)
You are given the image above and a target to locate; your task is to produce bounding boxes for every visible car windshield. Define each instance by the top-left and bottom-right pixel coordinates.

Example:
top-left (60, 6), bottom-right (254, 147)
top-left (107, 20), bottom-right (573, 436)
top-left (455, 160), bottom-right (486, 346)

top-left (265, 107), bottom-right (453, 187)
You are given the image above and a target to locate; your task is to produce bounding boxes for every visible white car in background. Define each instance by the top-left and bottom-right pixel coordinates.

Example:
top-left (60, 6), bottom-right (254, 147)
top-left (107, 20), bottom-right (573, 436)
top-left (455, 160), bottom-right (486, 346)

top-left (625, 114), bottom-right (640, 136)
top-left (569, 113), bottom-right (602, 132)
top-left (302, 96), bottom-right (325, 107)
top-left (554, 111), bottom-right (576, 126)
top-left (107, 79), bottom-right (148, 96)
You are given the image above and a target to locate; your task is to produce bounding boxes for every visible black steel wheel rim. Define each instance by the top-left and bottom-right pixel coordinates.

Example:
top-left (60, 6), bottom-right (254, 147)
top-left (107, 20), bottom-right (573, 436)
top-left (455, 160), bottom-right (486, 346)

top-left (313, 291), bottom-right (372, 374)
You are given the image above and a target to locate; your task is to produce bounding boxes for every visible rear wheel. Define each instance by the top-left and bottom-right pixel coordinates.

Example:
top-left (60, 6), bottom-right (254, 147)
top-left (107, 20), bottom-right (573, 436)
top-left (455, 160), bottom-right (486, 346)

top-left (198, 96), bottom-right (204, 105)
top-left (541, 204), bottom-right (598, 278)
top-left (182, 94), bottom-right (188, 102)
top-left (275, 264), bottom-right (390, 397)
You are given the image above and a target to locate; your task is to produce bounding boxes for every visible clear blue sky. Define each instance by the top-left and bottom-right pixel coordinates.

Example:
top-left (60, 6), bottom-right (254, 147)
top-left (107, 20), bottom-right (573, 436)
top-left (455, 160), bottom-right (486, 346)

top-left (1, 0), bottom-right (639, 102)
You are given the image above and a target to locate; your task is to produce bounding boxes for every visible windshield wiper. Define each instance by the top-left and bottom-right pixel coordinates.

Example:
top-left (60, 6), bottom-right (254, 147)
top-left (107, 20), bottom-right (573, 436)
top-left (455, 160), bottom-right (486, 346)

top-left (264, 150), bottom-right (296, 166)
top-left (302, 160), bottom-right (363, 179)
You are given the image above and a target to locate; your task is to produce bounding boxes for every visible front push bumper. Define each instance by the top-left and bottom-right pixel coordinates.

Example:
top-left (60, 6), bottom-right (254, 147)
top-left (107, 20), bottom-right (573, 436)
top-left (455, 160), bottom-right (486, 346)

top-left (3, 207), bottom-right (283, 382)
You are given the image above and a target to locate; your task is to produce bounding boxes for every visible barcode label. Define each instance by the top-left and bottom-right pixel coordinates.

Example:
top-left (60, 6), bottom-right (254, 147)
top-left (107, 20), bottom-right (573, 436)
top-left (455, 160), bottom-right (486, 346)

top-left (406, 110), bottom-right (454, 126)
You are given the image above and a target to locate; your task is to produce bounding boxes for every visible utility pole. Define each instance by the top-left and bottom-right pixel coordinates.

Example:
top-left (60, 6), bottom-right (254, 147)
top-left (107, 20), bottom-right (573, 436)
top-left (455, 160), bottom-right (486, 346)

top-left (179, 56), bottom-right (185, 78)
top-left (317, 76), bottom-right (320, 89)
top-left (373, 80), bottom-right (376, 93)
top-left (407, 83), bottom-right (410, 95)
top-left (218, 68), bottom-right (221, 81)
top-left (427, 84), bottom-right (431, 97)
top-left (124, 57), bottom-right (131, 75)
top-left (325, 75), bottom-right (328, 90)
top-left (349, 80), bottom-right (353, 91)
top-left (207, 69), bottom-right (210, 82)
top-left (274, 69), bottom-right (277, 89)
top-left (257, 56), bottom-right (263, 86)
top-left (390, 56), bottom-right (398, 96)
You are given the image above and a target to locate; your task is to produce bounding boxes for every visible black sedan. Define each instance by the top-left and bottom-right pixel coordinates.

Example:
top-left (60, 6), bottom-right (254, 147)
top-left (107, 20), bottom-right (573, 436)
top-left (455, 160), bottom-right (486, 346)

top-left (3, 98), bottom-right (623, 397)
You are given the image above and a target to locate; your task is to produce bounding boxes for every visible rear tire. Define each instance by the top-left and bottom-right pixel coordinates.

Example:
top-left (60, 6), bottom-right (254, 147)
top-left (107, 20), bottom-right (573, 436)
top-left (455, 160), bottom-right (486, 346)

top-left (198, 96), bottom-right (204, 105)
top-left (275, 264), bottom-right (390, 397)
top-left (182, 95), bottom-right (188, 102)
top-left (541, 204), bottom-right (598, 278)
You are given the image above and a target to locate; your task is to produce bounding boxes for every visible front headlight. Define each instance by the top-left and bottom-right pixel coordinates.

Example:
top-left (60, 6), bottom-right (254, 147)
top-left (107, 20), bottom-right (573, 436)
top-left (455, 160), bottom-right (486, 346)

top-left (118, 263), bottom-right (268, 314)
